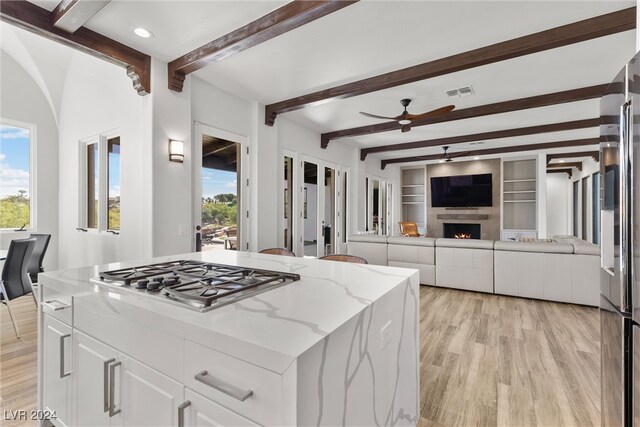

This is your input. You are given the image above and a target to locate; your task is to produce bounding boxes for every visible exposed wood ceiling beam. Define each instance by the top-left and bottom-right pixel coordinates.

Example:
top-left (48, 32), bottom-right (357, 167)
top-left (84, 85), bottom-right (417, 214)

top-left (359, 118), bottom-right (598, 160)
top-left (265, 7), bottom-right (634, 125)
top-left (1, 0), bottom-right (150, 95)
top-left (168, 0), bottom-right (359, 92)
top-left (322, 84), bottom-right (607, 148)
top-left (546, 151), bottom-right (600, 163)
top-left (203, 142), bottom-right (236, 158)
top-left (547, 161), bottom-right (583, 171)
top-left (547, 169), bottom-right (573, 178)
top-left (381, 138), bottom-right (598, 169)
top-left (52, 0), bottom-right (110, 33)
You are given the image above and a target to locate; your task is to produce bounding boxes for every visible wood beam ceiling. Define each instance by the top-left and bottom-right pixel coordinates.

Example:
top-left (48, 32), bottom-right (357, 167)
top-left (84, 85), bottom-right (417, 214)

top-left (168, 0), bottom-right (359, 92)
top-left (380, 138), bottom-right (598, 169)
top-left (0, 0), bottom-right (151, 95)
top-left (547, 161), bottom-right (583, 171)
top-left (359, 118), bottom-right (599, 160)
top-left (322, 85), bottom-right (607, 148)
top-left (52, 0), bottom-right (111, 33)
top-left (547, 169), bottom-right (573, 177)
top-left (546, 151), bottom-right (600, 163)
top-left (265, 7), bottom-right (635, 125)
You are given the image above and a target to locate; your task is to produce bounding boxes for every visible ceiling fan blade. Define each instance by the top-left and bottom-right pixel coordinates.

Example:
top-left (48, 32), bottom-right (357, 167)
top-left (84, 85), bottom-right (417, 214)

top-left (406, 105), bottom-right (455, 121)
top-left (359, 112), bottom-right (397, 121)
top-left (401, 124), bottom-right (411, 133)
top-left (449, 150), bottom-right (471, 158)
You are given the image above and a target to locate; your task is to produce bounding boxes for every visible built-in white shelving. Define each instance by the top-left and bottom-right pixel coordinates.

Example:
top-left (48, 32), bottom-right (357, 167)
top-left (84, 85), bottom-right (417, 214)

top-left (501, 158), bottom-right (537, 237)
top-left (401, 168), bottom-right (426, 231)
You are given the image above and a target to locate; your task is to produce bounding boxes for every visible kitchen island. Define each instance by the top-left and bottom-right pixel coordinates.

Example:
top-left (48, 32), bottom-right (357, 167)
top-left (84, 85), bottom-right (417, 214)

top-left (38, 250), bottom-right (420, 426)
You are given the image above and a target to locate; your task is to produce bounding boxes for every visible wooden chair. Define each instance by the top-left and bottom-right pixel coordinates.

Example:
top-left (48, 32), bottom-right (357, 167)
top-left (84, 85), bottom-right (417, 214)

top-left (319, 254), bottom-right (368, 264)
top-left (259, 248), bottom-right (296, 257)
top-left (399, 221), bottom-right (422, 237)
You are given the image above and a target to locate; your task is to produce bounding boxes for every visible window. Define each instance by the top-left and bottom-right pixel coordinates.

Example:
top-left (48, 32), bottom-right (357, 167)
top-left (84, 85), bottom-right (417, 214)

top-left (108, 137), bottom-right (120, 231)
top-left (592, 172), bottom-right (600, 244)
top-left (0, 121), bottom-right (34, 230)
top-left (80, 133), bottom-right (120, 233)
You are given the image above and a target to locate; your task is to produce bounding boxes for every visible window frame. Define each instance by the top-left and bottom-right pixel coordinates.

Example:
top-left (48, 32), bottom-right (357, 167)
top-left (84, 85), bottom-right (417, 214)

top-left (0, 118), bottom-right (37, 233)
top-left (78, 129), bottom-right (120, 234)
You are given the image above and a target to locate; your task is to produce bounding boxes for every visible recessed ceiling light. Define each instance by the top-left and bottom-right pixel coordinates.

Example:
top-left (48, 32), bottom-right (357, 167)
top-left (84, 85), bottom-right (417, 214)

top-left (474, 156), bottom-right (480, 160)
top-left (134, 28), bottom-right (154, 38)
top-left (558, 160), bottom-right (565, 163)
top-left (439, 159), bottom-right (445, 163)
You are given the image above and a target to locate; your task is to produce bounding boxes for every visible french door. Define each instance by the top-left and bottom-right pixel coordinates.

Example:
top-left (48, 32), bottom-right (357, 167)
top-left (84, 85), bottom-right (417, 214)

top-left (284, 154), bottom-right (348, 258)
top-left (193, 123), bottom-right (250, 252)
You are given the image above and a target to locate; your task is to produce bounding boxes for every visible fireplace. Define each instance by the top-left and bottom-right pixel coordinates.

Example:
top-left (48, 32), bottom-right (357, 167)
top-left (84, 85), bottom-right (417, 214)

top-left (443, 223), bottom-right (481, 239)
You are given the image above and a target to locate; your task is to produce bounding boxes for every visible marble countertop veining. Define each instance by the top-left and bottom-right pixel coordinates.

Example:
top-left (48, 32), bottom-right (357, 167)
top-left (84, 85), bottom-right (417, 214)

top-left (40, 250), bottom-right (418, 373)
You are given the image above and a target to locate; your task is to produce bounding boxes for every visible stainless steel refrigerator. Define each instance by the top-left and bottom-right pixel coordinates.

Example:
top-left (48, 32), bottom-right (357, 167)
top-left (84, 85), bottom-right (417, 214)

top-left (600, 52), bottom-right (640, 427)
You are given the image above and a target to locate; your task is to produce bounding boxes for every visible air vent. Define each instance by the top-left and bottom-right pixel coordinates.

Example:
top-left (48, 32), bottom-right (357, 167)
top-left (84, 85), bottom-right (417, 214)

top-left (446, 85), bottom-right (474, 99)
top-left (469, 141), bottom-right (484, 146)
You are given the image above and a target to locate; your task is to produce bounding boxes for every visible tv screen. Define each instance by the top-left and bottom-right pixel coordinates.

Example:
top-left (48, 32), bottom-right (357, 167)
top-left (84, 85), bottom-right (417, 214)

top-left (430, 173), bottom-right (493, 207)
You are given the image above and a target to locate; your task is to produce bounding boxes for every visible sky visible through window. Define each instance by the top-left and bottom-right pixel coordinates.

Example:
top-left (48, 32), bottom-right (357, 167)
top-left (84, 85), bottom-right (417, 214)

top-left (202, 167), bottom-right (236, 198)
top-left (0, 124), bottom-right (30, 198)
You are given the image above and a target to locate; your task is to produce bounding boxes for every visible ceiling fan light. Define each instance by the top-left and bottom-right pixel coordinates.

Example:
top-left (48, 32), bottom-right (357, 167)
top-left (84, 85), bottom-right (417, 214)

top-left (398, 119), bottom-right (411, 125)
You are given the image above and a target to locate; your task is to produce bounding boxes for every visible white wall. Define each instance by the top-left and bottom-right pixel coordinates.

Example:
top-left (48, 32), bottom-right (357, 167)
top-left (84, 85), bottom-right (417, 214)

top-left (0, 51), bottom-right (59, 271)
top-left (57, 51), bottom-right (149, 268)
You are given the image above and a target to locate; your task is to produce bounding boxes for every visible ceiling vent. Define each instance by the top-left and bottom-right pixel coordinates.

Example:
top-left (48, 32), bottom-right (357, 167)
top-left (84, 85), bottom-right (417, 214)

top-left (446, 85), bottom-right (474, 99)
top-left (469, 141), bottom-right (484, 146)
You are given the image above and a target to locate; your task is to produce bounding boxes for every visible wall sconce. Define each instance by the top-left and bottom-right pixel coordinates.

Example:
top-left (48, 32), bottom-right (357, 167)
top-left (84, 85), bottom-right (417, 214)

top-left (169, 139), bottom-right (184, 163)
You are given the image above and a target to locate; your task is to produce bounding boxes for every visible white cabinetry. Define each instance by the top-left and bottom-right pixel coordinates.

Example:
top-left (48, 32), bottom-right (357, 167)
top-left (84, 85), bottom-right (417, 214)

top-left (73, 330), bottom-right (185, 427)
top-left (43, 315), bottom-right (72, 427)
top-left (73, 331), bottom-right (117, 427)
top-left (118, 355), bottom-right (184, 427)
top-left (184, 389), bottom-right (257, 427)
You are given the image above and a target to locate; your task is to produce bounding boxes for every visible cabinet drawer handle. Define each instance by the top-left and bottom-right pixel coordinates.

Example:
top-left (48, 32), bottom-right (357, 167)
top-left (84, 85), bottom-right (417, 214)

top-left (43, 300), bottom-right (70, 311)
top-left (178, 400), bottom-right (191, 427)
top-left (103, 358), bottom-right (115, 412)
top-left (59, 334), bottom-right (71, 378)
top-left (109, 361), bottom-right (121, 417)
top-left (194, 370), bottom-right (253, 402)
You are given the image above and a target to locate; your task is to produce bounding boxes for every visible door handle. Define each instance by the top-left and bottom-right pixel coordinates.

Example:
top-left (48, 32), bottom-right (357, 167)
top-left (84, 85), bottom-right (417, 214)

top-left (59, 334), bottom-right (71, 378)
top-left (194, 370), bottom-right (253, 402)
top-left (178, 400), bottom-right (191, 427)
top-left (108, 361), bottom-right (121, 417)
top-left (103, 358), bottom-right (115, 412)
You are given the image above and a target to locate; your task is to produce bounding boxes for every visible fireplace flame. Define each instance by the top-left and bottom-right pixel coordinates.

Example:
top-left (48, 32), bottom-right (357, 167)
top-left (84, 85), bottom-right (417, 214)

top-left (454, 233), bottom-right (472, 239)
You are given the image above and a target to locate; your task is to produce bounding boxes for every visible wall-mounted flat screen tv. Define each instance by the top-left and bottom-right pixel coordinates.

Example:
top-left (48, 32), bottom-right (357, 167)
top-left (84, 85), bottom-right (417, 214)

top-left (430, 173), bottom-right (492, 207)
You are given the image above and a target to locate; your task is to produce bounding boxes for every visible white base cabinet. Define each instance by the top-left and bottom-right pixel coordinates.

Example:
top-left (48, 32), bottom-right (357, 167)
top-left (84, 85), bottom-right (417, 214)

top-left (184, 389), bottom-right (257, 427)
top-left (42, 315), bottom-right (71, 427)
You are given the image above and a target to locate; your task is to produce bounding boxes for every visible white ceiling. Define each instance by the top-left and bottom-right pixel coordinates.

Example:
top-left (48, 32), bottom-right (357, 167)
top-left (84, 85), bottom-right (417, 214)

top-left (20, 0), bottom-right (639, 165)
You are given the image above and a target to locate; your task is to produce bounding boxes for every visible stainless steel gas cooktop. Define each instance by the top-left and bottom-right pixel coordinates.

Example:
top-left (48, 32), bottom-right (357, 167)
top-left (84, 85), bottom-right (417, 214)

top-left (90, 260), bottom-right (300, 312)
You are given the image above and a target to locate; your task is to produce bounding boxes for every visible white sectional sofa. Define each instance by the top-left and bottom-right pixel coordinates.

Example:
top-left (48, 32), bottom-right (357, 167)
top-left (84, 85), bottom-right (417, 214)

top-left (387, 236), bottom-right (436, 285)
top-left (344, 234), bottom-right (600, 306)
top-left (436, 238), bottom-right (494, 293)
top-left (344, 235), bottom-right (388, 266)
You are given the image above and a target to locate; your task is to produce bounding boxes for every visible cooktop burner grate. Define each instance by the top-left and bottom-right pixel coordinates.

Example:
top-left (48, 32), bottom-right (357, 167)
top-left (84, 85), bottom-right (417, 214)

top-left (95, 260), bottom-right (300, 312)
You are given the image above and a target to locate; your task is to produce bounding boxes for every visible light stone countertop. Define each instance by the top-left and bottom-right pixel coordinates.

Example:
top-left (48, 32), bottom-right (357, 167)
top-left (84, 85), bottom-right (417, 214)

top-left (40, 250), bottom-right (419, 374)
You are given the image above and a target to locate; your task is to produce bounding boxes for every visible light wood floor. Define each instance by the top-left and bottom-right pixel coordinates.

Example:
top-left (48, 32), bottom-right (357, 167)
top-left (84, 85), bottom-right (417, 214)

top-left (1, 295), bottom-right (38, 427)
top-left (418, 286), bottom-right (600, 427)
top-left (0, 287), bottom-right (600, 427)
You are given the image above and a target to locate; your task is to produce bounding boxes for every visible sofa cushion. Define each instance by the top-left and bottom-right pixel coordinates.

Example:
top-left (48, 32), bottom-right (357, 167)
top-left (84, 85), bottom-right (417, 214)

top-left (494, 241), bottom-right (573, 254)
top-left (347, 235), bottom-right (388, 244)
top-left (572, 242), bottom-right (600, 255)
top-left (435, 238), bottom-right (494, 250)
top-left (387, 236), bottom-right (436, 247)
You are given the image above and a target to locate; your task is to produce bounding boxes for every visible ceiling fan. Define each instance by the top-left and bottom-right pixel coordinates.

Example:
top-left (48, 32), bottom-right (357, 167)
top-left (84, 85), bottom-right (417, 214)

top-left (440, 145), bottom-right (470, 163)
top-left (359, 99), bottom-right (455, 133)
